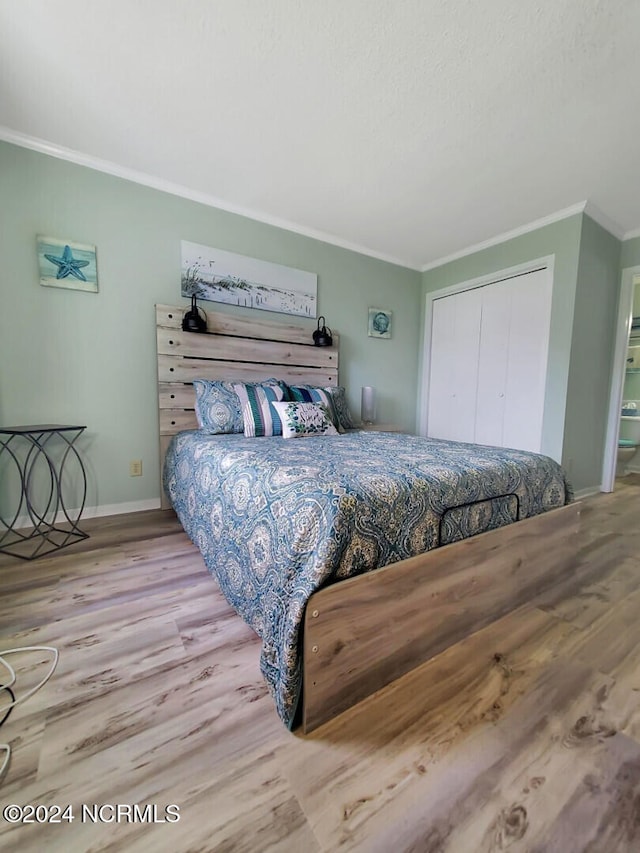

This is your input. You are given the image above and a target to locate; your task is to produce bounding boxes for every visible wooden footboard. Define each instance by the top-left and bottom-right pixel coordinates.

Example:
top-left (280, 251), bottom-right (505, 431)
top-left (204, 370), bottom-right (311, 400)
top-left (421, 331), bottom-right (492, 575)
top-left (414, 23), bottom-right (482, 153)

top-left (302, 501), bottom-right (580, 733)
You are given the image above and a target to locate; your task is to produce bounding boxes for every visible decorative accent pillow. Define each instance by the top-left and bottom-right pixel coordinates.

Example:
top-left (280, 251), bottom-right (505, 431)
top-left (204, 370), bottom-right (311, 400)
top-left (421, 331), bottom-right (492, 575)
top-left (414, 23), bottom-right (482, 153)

top-left (193, 379), bottom-right (244, 434)
top-left (287, 385), bottom-right (341, 431)
top-left (327, 386), bottom-right (355, 430)
top-left (271, 401), bottom-right (339, 439)
top-left (233, 382), bottom-right (288, 436)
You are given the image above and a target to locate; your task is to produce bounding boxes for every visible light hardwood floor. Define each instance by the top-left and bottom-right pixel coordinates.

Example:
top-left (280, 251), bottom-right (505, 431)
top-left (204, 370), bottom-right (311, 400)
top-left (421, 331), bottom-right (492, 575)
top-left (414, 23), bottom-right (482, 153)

top-left (1, 480), bottom-right (640, 852)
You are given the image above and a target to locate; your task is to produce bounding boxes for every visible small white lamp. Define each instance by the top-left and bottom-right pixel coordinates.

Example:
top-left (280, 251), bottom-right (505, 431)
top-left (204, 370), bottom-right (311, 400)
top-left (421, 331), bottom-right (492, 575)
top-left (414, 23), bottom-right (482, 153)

top-left (361, 386), bottom-right (376, 424)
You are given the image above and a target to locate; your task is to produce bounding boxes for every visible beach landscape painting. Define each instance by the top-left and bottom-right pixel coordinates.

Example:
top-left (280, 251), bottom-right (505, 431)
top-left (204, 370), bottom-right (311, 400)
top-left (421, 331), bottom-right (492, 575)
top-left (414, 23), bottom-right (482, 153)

top-left (181, 241), bottom-right (317, 318)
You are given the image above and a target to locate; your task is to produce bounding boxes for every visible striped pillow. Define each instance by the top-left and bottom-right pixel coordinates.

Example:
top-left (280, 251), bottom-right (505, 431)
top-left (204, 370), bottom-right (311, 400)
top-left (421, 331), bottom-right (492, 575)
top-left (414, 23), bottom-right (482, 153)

top-left (233, 382), bottom-right (287, 436)
top-left (287, 385), bottom-right (342, 432)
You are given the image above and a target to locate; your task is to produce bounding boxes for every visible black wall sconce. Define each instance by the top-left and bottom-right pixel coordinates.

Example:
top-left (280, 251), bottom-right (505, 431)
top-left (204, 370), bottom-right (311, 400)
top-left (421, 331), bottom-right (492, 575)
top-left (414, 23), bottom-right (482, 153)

top-left (312, 316), bottom-right (333, 347)
top-left (182, 295), bottom-right (207, 333)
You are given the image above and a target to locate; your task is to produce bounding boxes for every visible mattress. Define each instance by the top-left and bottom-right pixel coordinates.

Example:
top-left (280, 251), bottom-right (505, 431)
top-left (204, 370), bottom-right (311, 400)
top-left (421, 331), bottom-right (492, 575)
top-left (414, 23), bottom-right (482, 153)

top-left (163, 429), bottom-right (571, 727)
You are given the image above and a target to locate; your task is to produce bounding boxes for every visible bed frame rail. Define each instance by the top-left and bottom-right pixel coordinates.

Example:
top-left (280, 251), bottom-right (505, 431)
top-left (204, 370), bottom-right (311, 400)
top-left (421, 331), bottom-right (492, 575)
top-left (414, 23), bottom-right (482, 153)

top-left (303, 500), bottom-right (580, 733)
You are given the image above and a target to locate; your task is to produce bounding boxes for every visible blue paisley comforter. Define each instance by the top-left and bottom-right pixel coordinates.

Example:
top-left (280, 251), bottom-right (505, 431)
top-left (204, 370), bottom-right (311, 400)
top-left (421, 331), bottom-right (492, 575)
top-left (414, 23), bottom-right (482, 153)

top-left (163, 430), bottom-right (571, 728)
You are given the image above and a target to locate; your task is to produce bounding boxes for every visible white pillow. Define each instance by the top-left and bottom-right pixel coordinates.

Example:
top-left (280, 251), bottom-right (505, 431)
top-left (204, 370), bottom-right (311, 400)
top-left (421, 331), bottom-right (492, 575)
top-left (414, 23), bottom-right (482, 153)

top-left (271, 401), bottom-right (339, 439)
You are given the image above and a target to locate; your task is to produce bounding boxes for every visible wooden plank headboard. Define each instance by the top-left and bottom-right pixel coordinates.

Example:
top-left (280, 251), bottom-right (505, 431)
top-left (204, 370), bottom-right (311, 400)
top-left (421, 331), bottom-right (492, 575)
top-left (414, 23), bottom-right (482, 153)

top-left (156, 303), bottom-right (340, 508)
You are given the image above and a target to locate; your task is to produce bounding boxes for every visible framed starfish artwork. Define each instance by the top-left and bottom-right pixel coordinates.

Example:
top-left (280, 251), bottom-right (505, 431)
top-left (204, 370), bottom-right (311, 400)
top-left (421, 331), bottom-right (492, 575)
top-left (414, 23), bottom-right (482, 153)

top-left (37, 236), bottom-right (98, 293)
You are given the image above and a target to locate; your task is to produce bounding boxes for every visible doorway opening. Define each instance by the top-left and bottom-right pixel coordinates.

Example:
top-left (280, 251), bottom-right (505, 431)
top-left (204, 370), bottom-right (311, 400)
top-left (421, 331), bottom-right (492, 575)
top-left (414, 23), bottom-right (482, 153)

top-left (602, 266), bottom-right (640, 491)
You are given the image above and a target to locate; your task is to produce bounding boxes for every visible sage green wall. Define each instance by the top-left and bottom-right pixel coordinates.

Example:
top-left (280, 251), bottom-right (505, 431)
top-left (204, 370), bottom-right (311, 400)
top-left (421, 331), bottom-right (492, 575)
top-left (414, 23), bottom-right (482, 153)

top-left (0, 141), bottom-right (421, 512)
top-left (622, 236), bottom-right (640, 269)
top-left (563, 216), bottom-right (621, 491)
top-left (420, 214), bottom-right (583, 474)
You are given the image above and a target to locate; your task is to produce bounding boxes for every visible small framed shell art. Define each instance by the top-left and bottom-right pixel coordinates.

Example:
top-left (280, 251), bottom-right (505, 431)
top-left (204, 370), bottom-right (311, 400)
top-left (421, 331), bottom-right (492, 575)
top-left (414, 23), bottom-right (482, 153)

top-left (368, 307), bottom-right (392, 339)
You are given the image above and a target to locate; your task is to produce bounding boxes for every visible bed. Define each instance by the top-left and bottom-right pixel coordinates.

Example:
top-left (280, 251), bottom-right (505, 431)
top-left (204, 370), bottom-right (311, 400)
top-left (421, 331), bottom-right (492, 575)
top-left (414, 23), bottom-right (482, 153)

top-left (157, 304), bottom-right (578, 732)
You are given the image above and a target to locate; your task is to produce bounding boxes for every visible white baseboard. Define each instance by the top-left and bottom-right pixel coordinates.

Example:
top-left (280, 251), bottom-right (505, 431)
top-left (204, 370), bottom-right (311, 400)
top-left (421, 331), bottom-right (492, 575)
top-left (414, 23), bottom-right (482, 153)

top-left (85, 498), bottom-right (162, 519)
top-left (573, 486), bottom-right (602, 499)
top-left (12, 498), bottom-right (161, 531)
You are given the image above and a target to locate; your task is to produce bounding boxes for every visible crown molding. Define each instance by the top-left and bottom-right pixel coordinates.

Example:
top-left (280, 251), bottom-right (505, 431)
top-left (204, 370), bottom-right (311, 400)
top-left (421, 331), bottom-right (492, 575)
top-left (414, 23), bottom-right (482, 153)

top-left (0, 125), bottom-right (419, 271)
top-left (583, 201), bottom-right (626, 240)
top-left (420, 203), bottom-right (588, 272)
top-left (3, 125), bottom-right (637, 268)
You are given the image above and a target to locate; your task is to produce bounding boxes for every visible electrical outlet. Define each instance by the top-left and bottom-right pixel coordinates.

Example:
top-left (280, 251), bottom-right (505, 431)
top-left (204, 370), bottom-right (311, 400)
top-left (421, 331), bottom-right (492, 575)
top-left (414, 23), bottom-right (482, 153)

top-left (129, 459), bottom-right (143, 477)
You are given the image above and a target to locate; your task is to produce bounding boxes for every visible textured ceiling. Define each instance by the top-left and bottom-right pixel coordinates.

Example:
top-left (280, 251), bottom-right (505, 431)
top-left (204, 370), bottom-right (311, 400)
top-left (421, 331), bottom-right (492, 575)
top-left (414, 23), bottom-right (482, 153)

top-left (1, 0), bottom-right (639, 269)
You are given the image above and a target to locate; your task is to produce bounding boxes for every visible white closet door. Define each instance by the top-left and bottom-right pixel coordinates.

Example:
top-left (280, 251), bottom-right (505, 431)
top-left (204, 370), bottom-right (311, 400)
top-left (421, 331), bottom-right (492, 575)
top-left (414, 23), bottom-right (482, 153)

top-left (502, 268), bottom-right (552, 452)
top-left (427, 295), bottom-right (456, 439)
top-left (426, 266), bottom-right (552, 452)
top-left (474, 280), bottom-right (511, 446)
top-left (428, 287), bottom-right (482, 443)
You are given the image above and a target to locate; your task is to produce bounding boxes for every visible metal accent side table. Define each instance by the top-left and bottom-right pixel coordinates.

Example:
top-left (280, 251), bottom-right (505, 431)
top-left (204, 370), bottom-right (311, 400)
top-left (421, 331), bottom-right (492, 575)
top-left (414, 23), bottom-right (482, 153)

top-left (0, 425), bottom-right (89, 560)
